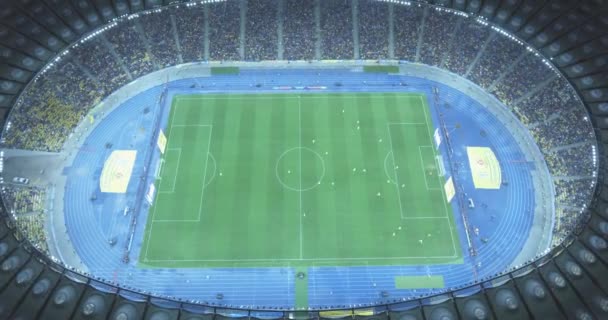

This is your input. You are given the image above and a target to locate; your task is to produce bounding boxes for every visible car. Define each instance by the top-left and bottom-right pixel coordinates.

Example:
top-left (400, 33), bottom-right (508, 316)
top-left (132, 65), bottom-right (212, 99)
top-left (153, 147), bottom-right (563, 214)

top-left (12, 177), bottom-right (29, 185)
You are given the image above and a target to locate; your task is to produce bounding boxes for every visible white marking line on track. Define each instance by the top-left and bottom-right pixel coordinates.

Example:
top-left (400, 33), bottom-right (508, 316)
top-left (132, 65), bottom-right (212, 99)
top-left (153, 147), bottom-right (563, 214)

top-left (418, 146), bottom-right (441, 191)
top-left (419, 96), bottom-right (459, 257)
top-left (298, 95), bottom-right (303, 260)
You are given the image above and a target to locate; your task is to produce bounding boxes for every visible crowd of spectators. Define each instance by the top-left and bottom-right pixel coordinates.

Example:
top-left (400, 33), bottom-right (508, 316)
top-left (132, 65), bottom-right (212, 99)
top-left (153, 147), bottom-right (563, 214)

top-left (491, 53), bottom-right (555, 106)
top-left (358, 0), bottom-right (388, 60)
top-left (320, 0), bottom-right (354, 60)
top-left (467, 32), bottom-right (523, 89)
top-left (245, 0), bottom-right (278, 61)
top-left (529, 109), bottom-right (595, 149)
top-left (1, 186), bottom-right (48, 254)
top-left (104, 20), bottom-right (156, 79)
top-left (443, 19), bottom-right (491, 76)
top-left (393, 4), bottom-right (423, 62)
top-left (545, 144), bottom-right (596, 177)
top-left (15, 212), bottom-right (49, 254)
top-left (208, 0), bottom-right (241, 61)
top-left (73, 37), bottom-right (129, 94)
top-left (418, 8), bottom-right (461, 67)
top-left (3, 62), bottom-right (92, 151)
top-left (173, 6), bottom-right (206, 63)
top-left (515, 79), bottom-right (569, 122)
top-left (0, 0), bottom-right (597, 247)
top-left (552, 207), bottom-right (590, 247)
top-left (2, 186), bottom-right (46, 213)
top-left (554, 179), bottom-right (595, 209)
top-left (137, 9), bottom-right (181, 68)
top-left (283, 0), bottom-right (315, 60)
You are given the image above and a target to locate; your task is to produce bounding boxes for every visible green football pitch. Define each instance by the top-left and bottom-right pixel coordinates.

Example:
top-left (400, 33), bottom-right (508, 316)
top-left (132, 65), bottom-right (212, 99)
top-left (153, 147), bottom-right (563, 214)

top-left (140, 92), bottom-right (462, 268)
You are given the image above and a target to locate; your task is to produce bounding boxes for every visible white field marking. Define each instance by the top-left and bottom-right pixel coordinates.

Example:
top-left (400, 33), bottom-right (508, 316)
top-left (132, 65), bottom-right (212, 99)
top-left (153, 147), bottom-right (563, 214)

top-left (418, 146), bottom-right (441, 191)
top-left (145, 253), bottom-right (459, 263)
top-left (203, 153), bottom-right (217, 188)
top-left (158, 148), bottom-right (182, 194)
top-left (150, 94), bottom-right (460, 260)
top-left (419, 95), bottom-right (458, 257)
top-left (298, 95), bottom-right (303, 260)
top-left (383, 151), bottom-right (397, 185)
top-left (144, 117), bottom-right (212, 260)
top-left (154, 126), bottom-right (213, 223)
top-left (387, 121), bottom-right (451, 221)
top-left (275, 147), bottom-right (325, 191)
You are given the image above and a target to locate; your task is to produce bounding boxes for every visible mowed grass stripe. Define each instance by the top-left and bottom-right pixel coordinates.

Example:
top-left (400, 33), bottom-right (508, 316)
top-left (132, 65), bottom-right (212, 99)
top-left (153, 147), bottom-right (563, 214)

top-left (322, 96), bottom-right (357, 259)
top-left (302, 95), bottom-right (338, 259)
top-left (274, 96), bottom-right (301, 259)
top-left (356, 94), bottom-right (392, 259)
top-left (248, 97), bottom-right (279, 258)
top-left (341, 95), bottom-right (377, 258)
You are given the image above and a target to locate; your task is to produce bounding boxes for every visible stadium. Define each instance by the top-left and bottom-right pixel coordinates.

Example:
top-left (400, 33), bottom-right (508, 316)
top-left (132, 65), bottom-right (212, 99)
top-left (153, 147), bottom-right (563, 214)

top-left (0, 0), bottom-right (606, 319)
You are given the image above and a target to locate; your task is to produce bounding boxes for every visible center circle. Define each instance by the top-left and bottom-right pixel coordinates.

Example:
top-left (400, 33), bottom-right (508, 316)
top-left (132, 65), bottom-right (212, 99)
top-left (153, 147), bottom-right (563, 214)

top-left (275, 147), bottom-right (325, 191)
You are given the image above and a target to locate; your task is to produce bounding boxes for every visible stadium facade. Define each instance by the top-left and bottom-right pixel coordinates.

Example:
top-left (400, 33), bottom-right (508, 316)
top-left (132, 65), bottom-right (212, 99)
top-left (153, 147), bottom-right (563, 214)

top-left (0, 0), bottom-right (607, 319)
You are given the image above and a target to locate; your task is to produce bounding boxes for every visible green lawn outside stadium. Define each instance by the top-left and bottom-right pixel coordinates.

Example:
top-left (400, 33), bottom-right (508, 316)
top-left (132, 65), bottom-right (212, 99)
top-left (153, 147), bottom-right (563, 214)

top-left (139, 93), bottom-right (462, 268)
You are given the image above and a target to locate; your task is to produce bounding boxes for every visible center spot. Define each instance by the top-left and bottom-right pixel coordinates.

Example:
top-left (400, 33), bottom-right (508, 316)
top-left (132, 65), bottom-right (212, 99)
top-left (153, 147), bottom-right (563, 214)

top-left (276, 147), bottom-right (325, 192)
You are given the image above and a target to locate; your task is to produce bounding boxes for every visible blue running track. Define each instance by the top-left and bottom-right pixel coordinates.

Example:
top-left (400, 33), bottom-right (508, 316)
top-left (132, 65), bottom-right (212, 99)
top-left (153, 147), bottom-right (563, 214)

top-left (63, 67), bottom-right (537, 309)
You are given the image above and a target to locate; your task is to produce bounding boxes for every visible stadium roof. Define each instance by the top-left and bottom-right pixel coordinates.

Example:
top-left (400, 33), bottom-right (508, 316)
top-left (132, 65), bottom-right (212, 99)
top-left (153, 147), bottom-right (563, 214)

top-left (0, 0), bottom-right (607, 319)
